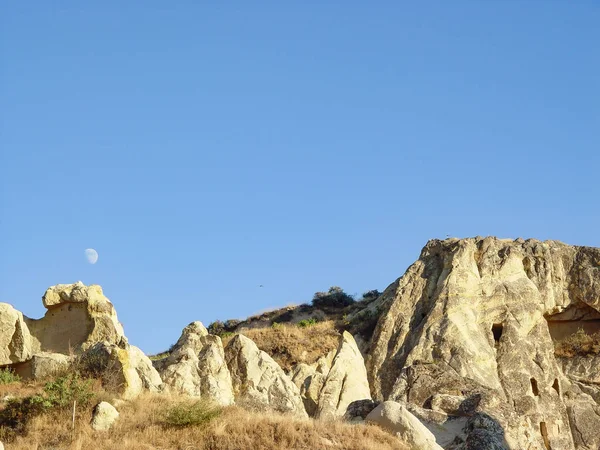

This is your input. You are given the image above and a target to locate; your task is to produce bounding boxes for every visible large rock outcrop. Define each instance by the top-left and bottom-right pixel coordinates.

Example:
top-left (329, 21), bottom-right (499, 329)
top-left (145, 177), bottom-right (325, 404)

top-left (82, 340), bottom-right (163, 400)
top-left (225, 334), bottom-right (307, 417)
top-left (367, 237), bottom-right (600, 450)
top-left (158, 322), bottom-right (234, 406)
top-left (316, 331), bottom-right (371, 419)
top-left (25, 282), bottom-right (125, 354)
top-left (0, 303), bottom-right (32, 365)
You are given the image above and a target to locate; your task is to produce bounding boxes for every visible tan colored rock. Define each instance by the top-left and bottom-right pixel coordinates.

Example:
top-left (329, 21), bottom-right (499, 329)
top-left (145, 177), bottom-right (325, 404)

top-left (367, 237), bottom-right (600, 449)
top-left (91, 401), bottom-right (119, 431)
top-left (316, 331), bottom-right (371, 420)
top-left (159, 325), bottom-right (234, 406)
top-left (366, 401), bottom-right (443, 450)
top-left (196, 335), bottom-right (234, 406)
top-left (13, 352), bottom-right (72, 379)
top-left (0, 303), bottom-right (32, 364)
top-left (82, 340), bottom-right (162, 400)
top-left (25, 282), bottom-right (125, 354)
top-left (225, 334), bottom-right (307, 417)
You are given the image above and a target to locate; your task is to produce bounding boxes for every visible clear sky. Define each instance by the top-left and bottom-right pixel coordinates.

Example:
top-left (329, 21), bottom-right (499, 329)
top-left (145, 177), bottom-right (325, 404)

top-left (1, 2), bottom-right (598, 354)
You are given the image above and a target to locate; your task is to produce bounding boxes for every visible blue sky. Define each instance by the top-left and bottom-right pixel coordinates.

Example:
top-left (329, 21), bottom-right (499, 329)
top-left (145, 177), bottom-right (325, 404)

top-left (1, 2), bottom-right (598, 354)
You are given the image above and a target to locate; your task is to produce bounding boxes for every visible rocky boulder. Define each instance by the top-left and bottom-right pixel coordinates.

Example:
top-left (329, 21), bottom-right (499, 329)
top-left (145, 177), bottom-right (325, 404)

top-left (91, 401), bottom-right (119, 431)
top-left (225, 334), bottom-right (307, 417)
top-left (159, 323), bottom-right (234, 406)
top-left (366, 401), bottom-right (443, 450)
top-left (0, 303), bottom-right (32, 365)
top-left (12, 352), bottom-right (72, 379)
top-left (82, 340), bottom-right (163, 400)
top-left (316, 331), bottom-right (371, 420)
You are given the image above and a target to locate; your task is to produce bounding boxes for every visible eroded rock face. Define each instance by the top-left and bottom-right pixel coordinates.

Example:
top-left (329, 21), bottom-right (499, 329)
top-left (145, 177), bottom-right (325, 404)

top-left (25, 282), bottom-right (125, 354)
top-left (12, 352), bottom-right (72, 380)
top-left (290, 349), bottom-right (335, 417)
top-left (82, 340), bottom-right (163, 400)
top-left (367, 237), bottom-right (600, 450)
top-left (225, 334), bottom-right (307, 417)
top-left (0, 303), bottom-right (32, 365)
top-left (159, 323), bottom-right (234, 406)
top-left (316, 331), bottom-right (371, 420)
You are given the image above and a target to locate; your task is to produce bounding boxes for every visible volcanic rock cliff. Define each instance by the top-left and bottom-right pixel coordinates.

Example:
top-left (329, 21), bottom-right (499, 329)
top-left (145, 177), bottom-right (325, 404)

top-left (366, 237), bottom-right (600, 449)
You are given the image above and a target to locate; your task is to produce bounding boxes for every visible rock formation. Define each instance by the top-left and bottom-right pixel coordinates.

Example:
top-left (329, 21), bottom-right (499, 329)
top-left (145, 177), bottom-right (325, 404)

top-left (158, 322), bottom-right (234, 406)
top-left (82, 340), bottom-right (163, 400)
top-left (367, 237), bottom-right (600, 450)
top-left (316, 331), bottom-right (371, 419)
top-left (91, 401), bottom-right (119, 431)
top-left (366, 401), bottom-right (443, 450)
top-left (25, 282), bottom-right (125, 354)
top-left (225, 334), bottom-right (307, 417)
top-left (0, 303), bottom-right (32, 365)
top-left (0, 282), bottom-right (161, 400)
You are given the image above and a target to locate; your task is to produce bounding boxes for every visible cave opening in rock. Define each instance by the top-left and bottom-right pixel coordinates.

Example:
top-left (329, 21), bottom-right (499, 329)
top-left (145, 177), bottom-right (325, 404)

top-left (492, 323), bottom-right (503, 344)
top-left (530, 378), bottom-right (539, 396)
top-left (544, 302), bottom-right (600, 357)
top-left (552, 379), bottom-right (560, 396)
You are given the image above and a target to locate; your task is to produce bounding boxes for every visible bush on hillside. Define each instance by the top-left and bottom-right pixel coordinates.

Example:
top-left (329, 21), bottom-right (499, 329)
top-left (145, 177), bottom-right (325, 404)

top-left (361, 289), bottom-right (382, 302)
top-left (162, 400), bottom-right (221, 428)
top-left (555, 328), bottom-right (600, 357)
top-left (298, 318), bottom-right (318, 328)
top-left (0, 368), bottom-right (20, 384)
top-left (312, 286), bottom-right (355, 308)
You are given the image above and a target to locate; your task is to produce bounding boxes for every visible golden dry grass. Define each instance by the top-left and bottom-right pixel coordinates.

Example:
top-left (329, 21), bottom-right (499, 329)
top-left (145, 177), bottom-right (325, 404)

top-left (7, 393), bottom-right (407, 450)
top-left (222, 321), bottom-right (341, 371)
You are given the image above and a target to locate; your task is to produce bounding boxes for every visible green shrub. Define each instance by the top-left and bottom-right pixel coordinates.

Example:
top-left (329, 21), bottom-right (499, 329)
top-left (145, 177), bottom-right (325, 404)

top-left (361, 289), bottom-right (382, 303)
top-left (298, 318), bottom-right (318, 328)
top-left (163, 400), bottom-right (221, 428)
top-left (555, 328), bottom-right (600, 357)
top-left (312, 286), bottom-right (355, 308)
top-left (220, 331), bottom-right (234, 339)
top-left (0, 368), bottom-right (20, 384)
top-left (207, 320), bottom-right (225, 336)
top-left (42, 372), bottom-right (95, 408)
top-left (271, 322), bottom-right (282, 330)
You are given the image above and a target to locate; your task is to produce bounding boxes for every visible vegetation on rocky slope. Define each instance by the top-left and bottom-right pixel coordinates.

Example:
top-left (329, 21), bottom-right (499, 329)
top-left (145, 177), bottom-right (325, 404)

top-left (1, 387), bottom-right (407, 450)
top-left (554, 328), bottom-right (600, 357)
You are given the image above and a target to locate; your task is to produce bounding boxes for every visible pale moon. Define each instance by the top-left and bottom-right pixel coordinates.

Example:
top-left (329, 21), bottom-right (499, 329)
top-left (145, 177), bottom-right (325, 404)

top-left (85, 248), bottom-right (99, 264)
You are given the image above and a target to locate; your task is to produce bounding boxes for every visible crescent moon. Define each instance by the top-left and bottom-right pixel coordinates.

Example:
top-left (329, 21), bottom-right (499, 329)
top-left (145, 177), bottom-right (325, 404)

top-left (85, 248), bottom-right (99, 264)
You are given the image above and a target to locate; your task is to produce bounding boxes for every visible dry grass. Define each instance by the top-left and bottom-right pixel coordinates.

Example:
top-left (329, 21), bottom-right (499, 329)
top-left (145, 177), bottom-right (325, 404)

top-left (222, 321), bottom-right (341, 371)
top-left (6, 393), bottom-right (407, 450)
top-left (554, 328), bottom-right (600, 357)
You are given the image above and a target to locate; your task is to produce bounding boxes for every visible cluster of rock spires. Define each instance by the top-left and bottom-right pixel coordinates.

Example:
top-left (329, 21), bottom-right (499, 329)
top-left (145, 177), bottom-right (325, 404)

top-left (1, 237), bottom-right (600, 450)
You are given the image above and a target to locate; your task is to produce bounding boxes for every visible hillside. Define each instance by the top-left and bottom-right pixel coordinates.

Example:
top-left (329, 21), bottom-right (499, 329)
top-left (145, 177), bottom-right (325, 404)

top-left (2, 237), bottom-right (600, 449)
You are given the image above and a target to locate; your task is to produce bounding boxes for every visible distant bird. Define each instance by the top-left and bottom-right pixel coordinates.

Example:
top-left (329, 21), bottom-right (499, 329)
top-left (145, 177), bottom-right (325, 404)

top-left (259, 285), bottom-right (264, 288)
top-left (445, 234), bottom-right (450, 238)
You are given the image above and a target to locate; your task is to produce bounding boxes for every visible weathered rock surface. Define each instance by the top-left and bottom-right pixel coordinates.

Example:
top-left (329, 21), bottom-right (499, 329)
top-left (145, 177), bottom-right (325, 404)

top-left (316, 331), bottom-right (371, 419)
top-left (25, 282), bottom-right (125, 354)
top-left (367, 237), bottom-right (600, 450)
top-left (0, 303), bottom-right (32, 364)
top-left (366, 401), bottom-right (443, 450)
top-left (91, 401), bottom-right (119, 431)
top-left (12, 352), bottom-right (72, 379)
top-left (290, 349), bottom-right (335, 416)
top-left (225, 334), bottom-right (307, 417)
top-left (82, 340), bottom-right (163, 400)
top-left (159, 323), bottom-right (234, 406)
